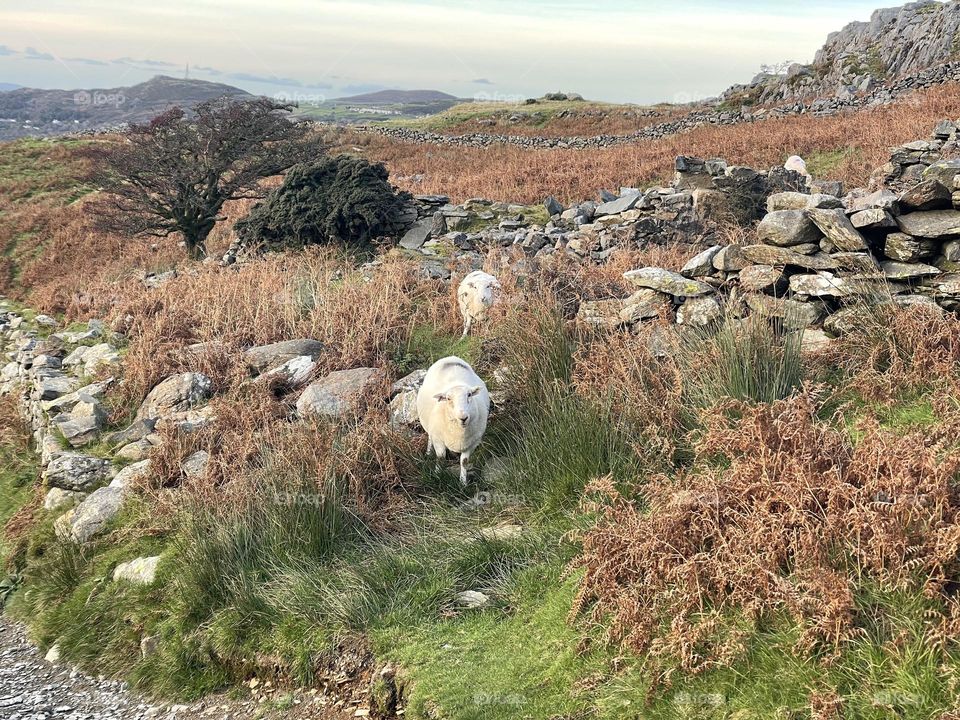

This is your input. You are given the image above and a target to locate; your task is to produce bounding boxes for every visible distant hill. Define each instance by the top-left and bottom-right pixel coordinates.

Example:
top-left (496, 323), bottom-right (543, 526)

top-left (334, 89), bottom-right (459, 104)
top-left (0, 83), bottom-right (21, 93)
top-left (0, 75), bottom-right (252, 141)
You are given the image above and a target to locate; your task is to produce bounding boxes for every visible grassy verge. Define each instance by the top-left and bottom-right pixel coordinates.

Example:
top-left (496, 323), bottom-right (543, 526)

top-left (4, 282), bottom-right (960, 719)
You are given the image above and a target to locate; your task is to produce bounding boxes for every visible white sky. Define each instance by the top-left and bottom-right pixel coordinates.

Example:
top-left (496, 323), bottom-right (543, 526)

top-left (0, 0), bottom-right (894, 103)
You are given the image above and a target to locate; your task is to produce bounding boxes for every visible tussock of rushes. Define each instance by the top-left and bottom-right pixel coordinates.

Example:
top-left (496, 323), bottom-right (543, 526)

top-left (573, 392), bottom-right (960, 685)
top-left (679, 312), bottom-right (804, 409)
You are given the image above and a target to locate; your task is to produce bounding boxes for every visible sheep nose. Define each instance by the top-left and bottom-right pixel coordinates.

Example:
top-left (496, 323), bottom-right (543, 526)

top-left (459, 416), bottom-right (470, 426)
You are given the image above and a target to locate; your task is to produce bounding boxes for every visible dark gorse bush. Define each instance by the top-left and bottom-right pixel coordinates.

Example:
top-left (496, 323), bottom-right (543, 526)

top-left (235, 155), bottom-right (412, 250)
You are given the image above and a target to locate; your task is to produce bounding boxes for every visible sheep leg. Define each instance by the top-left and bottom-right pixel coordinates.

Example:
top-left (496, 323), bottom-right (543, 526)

top-left (461, 315), bottom-right (473, 339)
top-left (433, 440), bottom-right (447, 473)
top-left (459, 450), bottom-right (471, 486)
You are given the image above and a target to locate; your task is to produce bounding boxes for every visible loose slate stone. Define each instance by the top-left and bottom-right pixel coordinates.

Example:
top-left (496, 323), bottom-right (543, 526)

top-left (879, 261), bottom-right (941, 280)
top-left (680, 245), bottom-right (721, 277)
top-left (897, 210), bottom-right (960, 238)
top-left (399, 218), bottom-right (433, 249)
top-left (789, 273), bottom-right (849, 298)
top-left (744, 294), bottom-right (824, 328)
top-left (741, 245), bottom-right (838, 270)
top-left (623, 267), bottom-right (714, 298)
top-left (756, 210), bottom-right (823, 247)
top-left (884, 232), bottom-right (937, 262)
top-left (806, 208), bottom-right (867, 251)
top-left (712, 245), bottom-right (749, 272)
top-left (738, 265), bottom-right (785, 293)
top-left (850, 208), bottom-right (896, 230)
top-left (899, 179), bottom-right (953, 212)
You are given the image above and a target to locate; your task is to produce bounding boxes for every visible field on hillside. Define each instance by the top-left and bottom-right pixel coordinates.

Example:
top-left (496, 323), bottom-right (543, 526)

top-left (4, 81), bottom-right (960, 720)
top-left (340, 84), bottom-right (960, 204)
top-left (380, 97), bottom-right (684, 136)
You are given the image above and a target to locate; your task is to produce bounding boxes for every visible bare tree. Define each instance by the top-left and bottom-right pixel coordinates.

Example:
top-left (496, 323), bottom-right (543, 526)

top-left (92, 97), bottom-right (324, 259)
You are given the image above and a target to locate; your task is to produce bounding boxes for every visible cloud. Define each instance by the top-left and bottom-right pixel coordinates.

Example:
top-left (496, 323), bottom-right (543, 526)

top-left (66, 56), bottom-right (109, 66)
top-left (193, 64), bottom-right (222, 76)
top-left (112, 56), bottom-right (178, 68)
top-left (471, 78), bottom-right (493, 85)
top-left (225, 71), bottom-right (306, 87)
top-left (0, 46), bottom-right (14, 56)
top-left (24, 47), bottom-right (54, 61)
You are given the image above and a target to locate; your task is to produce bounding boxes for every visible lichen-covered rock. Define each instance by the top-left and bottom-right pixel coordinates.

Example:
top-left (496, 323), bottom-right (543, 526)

top-left (577, 300), bottom-right (623, 329)
top-left (756, 210), bottom-right (822, 247)
top-left (880, 261), bottom-right (941, 280)
top-left (110, 459), bottom-right (153, 490)
top-left (680, 245), bottom-right (721, 277)
top-left (900, 179), bottom-right (952, 212)
top-left (259, 355), bottom-right (317, 392)
top-left (43, 453), bottom-right (113, 491)
top-left (619, 289), bottom-right (672, 324)
top-left (897, 210), bottom-right (960, 238)
top-left (741, 245), bottom-right (838, 270)
top-left (181, 450), bottom-right (209, 479)
top-left (43, 487), bottom-right (86, 512)
top-left (244, 339), bottom-right (325, 374)
top-left (744, 294), bottom-right (824, 329)
top-left (113, 556), bottom-right (161, 585)
top-left (135, 373), bottom-right (212, 423)
top-left (623, 267), bottom-right (714, 298)
top-left (806, 208), bottom-right (868, 251)
top-left (884, 233), bottom-right (937, 262)
top-left (55, 486), bottom-right (125, 543)
top-left (738, 265), bottom-right (785, 293)
top-left (296, 367), bottom-right (384, 419)
top-left (677, 296), bottom-right (722, 327)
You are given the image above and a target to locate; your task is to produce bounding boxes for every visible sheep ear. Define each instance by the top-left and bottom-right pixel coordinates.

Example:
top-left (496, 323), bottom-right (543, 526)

top-left (468, 386), bottom-right (482, 397)
top-left (434, 393), bottom-right (449, 403)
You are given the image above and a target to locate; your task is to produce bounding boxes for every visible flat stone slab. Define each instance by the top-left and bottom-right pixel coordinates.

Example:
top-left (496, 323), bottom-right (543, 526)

top-left (623, 267), bottom-right (714, 298)
top-left (399, 218), bottom-right (433, 250)
top-left (897, 210), bottom-right (960, 239)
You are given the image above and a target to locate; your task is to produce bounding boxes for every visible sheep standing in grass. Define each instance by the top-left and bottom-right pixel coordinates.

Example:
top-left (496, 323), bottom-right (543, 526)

top-left (416, 356), bottom-right (490, 485)
top-left (458, 271), bottom-right (501, 338)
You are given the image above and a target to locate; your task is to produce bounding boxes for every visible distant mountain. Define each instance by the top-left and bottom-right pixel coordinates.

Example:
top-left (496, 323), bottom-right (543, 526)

top-left (334, 89), bottom-right (459, 104)
top-left (0, 83), bottom-right (21, 93)
top-left (0, 75), bottom-right (252, 141)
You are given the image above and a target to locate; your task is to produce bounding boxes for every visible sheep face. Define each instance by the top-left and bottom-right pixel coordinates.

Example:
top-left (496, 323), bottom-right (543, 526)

top-left (434, 385), bottom-right (483, 428)
top-left (459, 280), bottom-right (497, 319)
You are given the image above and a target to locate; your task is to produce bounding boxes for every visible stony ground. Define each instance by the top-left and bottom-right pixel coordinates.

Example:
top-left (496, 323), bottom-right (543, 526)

top-left (0, 619), bottom-right (361, 720)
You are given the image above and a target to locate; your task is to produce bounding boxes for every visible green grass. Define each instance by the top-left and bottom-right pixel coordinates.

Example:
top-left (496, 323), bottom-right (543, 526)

top-left (6, 299), bottom-right (960, 718)
top-left (679, 313), bottom-right (804, 411)
top-left (806, 147), bottom-right (864, 178)
top-left (384, 98), bottom-right (654, 132)
top-left (392, 324), bottom-right (480, 375)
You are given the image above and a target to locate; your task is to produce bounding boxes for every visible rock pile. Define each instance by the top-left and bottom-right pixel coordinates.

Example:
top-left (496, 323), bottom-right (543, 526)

top-left (579, 119), bottom-right (960, 343)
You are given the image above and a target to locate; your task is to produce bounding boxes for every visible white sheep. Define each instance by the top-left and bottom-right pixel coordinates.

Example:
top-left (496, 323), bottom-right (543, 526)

top-left (457, 271), bottom-right (501, 338)
top-left (416, 356), bottom-right (490, 485)
top-left (784, 155), bottom-right (810, 178)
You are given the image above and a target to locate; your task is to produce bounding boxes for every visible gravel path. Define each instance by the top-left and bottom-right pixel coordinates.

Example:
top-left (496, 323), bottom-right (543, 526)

top-left (0, 618), bottom-right (364, 720)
